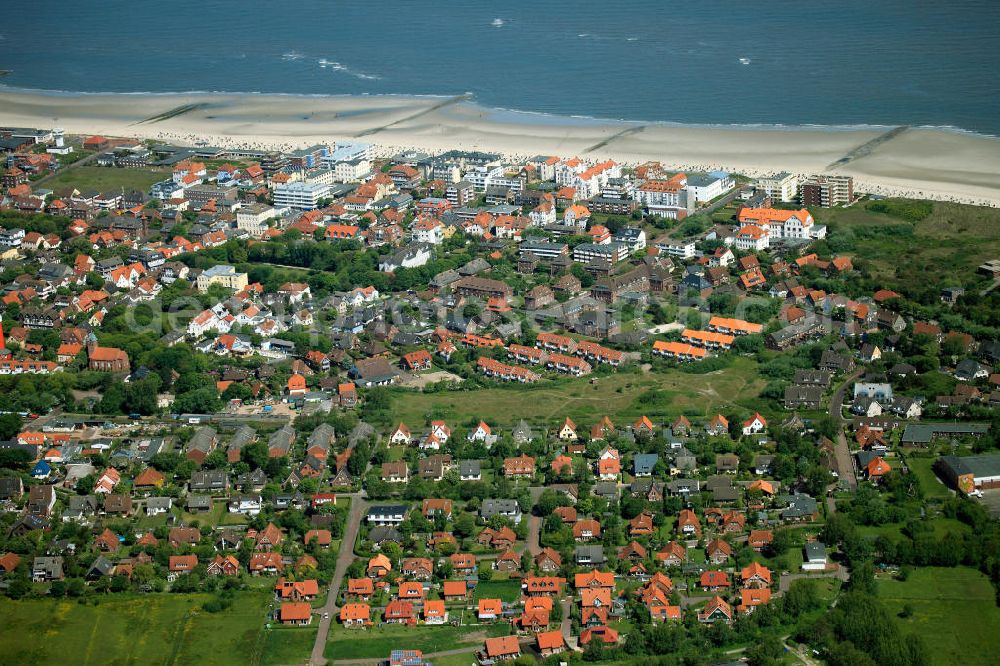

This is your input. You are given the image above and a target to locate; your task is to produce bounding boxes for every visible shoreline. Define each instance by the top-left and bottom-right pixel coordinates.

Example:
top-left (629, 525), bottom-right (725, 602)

top-left (2, 87), bottom-right (999, 206)
top-left (5, 85), bottom-right (999, 138)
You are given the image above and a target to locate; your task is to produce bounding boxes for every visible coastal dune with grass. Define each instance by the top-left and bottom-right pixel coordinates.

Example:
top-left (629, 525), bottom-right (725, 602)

top-left (3, 88), bottom-right (999, 205)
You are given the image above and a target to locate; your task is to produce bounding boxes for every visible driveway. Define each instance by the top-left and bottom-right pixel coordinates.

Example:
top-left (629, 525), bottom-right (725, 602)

top-left (778, 567), bottom-right (849, 593)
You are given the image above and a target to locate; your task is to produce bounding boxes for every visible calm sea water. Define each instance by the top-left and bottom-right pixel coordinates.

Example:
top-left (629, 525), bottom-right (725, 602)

top-left (2, 0), bottom-right (1000, 135)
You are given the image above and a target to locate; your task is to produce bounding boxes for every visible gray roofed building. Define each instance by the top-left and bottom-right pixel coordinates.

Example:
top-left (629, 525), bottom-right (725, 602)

top-left (955, 359), bottom-right (989, 382)
top-left (346, 421), bottom-right (375, 447)
top-left (671, 448), bottom-right (697, 473)
top-left (784, 385), bottom-right (823, 409)
top-left (512, 421), bottom-right (535, 444)
top-left (458, 258), bottom-right (491, 276)
top-left (367, 504), bottom-right (408, 526)
top-left (187, 495), bottom-right (213, 512)
top-left (819, 350), bottom-right (854, 373)
top-left (592, 482), bottom-right (619, 499)
top-left (574, 545), bottom-right (606, 566)
top-left (267, 425), bottom-right (295, 457)
top-left (802, 542), bottom-right (828, 570)
top-left (430, 269), bottom-right (462, 289)
top-left (378, 242), bottom-right (432, 272)
top-left (307, 423), bottom-right (336, 454)
top-left (792, 369), bottom-right (833, 386)
top-left (480, 499), bottom-right (522, 523)
top-left (273, 492), bottom-right (306, 510)
top-left (778, 493), bottom-right (819, 521)
top-left (145, 497), bottom-right (173, 515)
top-left (716, 453), bottom-right (740, 474)
top-left (87, 556), bottom-right (115, 579)
top-left (459, 460), bottom-right (482, 480)
top-left (227, 425), bottom-right (257, 460)
top-left (236, 468), bottom-right (267, 490)
top-left (350, 357), bottom-right (399, 387)
top-left (0, 476), bottom-right (23, 499)
top-left (64, 495), bottom-right (99, 522)
top-left (629, 478), bottom-right (663, 500)
top-left (32, 556), bottom-right (64, 581)
top-left (186, 426), bottom-right (218, 463)
top-left (368, 526), bottom-right (403, 546)
top-left (189, 470), bottom-right (229, 493)
top-left (666, 479), bottom-right (700, 496)
top-left (633, 453), bottom-right (658, 477)
top-left (753, 455), bottom-right (775, 475)
top-left (900, 422), bottom-right (990, 445)
top-left (937, 453), bottom-right (1000, 491)
top-left (706, 475), bottom-right (739, 503)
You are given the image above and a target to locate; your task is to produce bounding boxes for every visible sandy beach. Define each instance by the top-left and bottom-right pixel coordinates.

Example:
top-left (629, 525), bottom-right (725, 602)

top-left (2, 89), bottom-right (999, 205)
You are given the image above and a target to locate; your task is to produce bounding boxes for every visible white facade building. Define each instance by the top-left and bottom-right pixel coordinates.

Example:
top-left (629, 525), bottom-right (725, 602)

top-left (754, 172), bottom-right (798, 203)
top-left (236, 203), bottom-right (277, 236)
top-left (685, 171), bottom-right (734, 203)
top-left (658, 240), bottom-right (696, 259)
top-left (334, 159), bottom-right (371, 182)
top-left (272, 181), bottom-right (331, 210)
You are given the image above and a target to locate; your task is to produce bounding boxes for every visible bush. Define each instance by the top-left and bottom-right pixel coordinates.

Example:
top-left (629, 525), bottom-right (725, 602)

top-left (865, 199), bottom-right (933, 222)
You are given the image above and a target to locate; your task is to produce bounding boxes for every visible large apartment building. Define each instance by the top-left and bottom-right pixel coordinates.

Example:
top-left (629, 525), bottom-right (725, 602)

top-left (754, 172), bottom-right (798, 203)
top-left (236, 203), bottom-right (277, 236)
top-left (272, 181), bottom-right (331, 210)
top-left (737, 207), bottom-right (827, 240)
top-left (800, 175), bottom-right (853, 207)
top-left (635, 174), bottom-right (693, 218)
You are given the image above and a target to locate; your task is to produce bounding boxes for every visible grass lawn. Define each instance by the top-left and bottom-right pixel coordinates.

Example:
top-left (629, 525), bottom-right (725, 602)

top-left (858, 516), bottom-right (969, 541)
top-left (426, 650), bottom-right (479, 666)
top-left (0, 591), bottom-right (273, 665)
top-left (472, 579), bottom-right (521, 602)
top-left (325, 623), bottom-right (508, 661)
top-left (260, 626), bottom-right (316, 666)
top-left (906, 457), bottom-right (952, 500)
top-left (387, 357), bottom-right (765, 428)
top-left (44, 165), bottom-right (167, 194)
top-left (877, 566), bottom-right (1000, 666)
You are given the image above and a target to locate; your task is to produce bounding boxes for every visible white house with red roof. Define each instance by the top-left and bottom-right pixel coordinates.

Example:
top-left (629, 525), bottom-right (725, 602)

top-left (389, 423), bottom-right (411, 445)
top-left (735, 225), bottom-right (770, 251)
top-left (741, 413), bottom-right (767, 436)
top-left (467, 421), bottom-right (496, 445)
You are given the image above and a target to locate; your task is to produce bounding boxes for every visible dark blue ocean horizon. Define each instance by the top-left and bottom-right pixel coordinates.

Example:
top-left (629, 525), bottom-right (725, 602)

top-left (2, 0), bottom-right (999, 136)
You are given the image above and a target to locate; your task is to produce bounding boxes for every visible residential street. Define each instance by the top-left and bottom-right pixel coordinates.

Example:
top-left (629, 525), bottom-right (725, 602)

top-left (560, 598), bottom-right (578, 651)
top-left (310, 494), bottom-right (369, 666)
top-left (526, 514), bottom-right (541, 556)
top-left (828, 369), bottom-right (863, 490)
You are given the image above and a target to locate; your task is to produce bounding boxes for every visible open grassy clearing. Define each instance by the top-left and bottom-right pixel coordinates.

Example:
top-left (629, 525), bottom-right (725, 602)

top-left (0, 591), bottom-right (273, 666)
top-left (325, 623), bottom-right (509, 661)
top-left (45, 165), bottom-right (167, 194)
top-left (388, 357), bottom-right (765, 428)
top-left (471, 579), bottom-right (521, 602)
top-left (260, 626), bottom-right (317, 666)
top-left (905, 457), bottom-right (953, 500)
top-left (876, 566), bottom-right (1000, 666)
top-left (812, 201), bottom-right (1000, 287)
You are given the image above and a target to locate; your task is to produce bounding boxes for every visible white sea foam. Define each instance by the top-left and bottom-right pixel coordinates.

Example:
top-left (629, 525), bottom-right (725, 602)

top-left (318, 59), bottom-right (381, 81)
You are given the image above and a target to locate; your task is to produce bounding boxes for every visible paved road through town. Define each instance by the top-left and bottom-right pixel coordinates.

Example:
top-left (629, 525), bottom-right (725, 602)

top-left (310, 494), bottom-right (368, 666)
